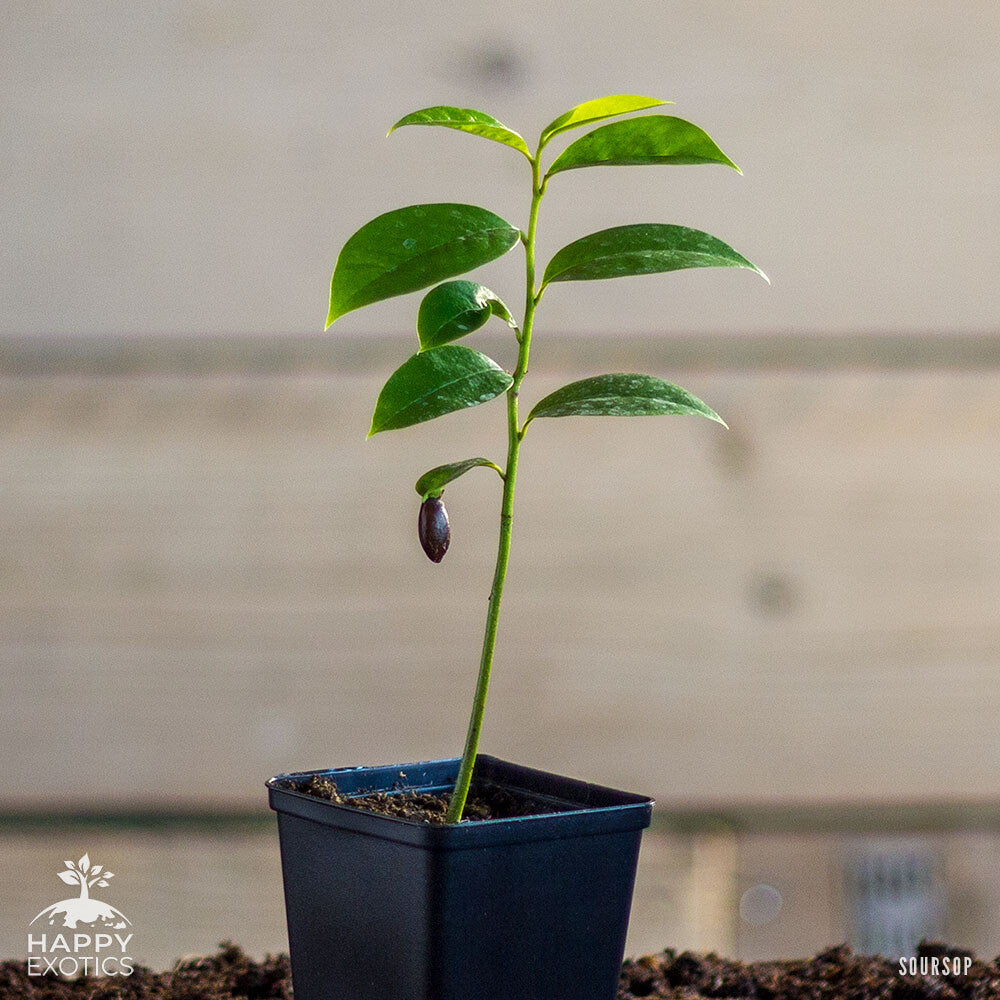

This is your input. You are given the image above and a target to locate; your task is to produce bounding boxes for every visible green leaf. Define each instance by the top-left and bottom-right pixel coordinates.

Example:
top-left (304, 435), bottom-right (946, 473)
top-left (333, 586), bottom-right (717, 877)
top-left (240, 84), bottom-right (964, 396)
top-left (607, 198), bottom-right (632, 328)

top-left (415, 457), bottom-right (504, 499)
top-left (542, 224), bottom-right (767, 287)
top-left (525, 374), bottom-right (726, 428)
top-left (369, 346), bottom-right (512, 437)
top-left (546, 116), bottom-right (740, 177)
top-left (327, 204), bottom-right (521, 326)
top-left (417, 280), bottom-right (517, 351)
top-left (539, 94), bottom-right (670, 149)
top-left (388, 106), bottom-right (531, 159)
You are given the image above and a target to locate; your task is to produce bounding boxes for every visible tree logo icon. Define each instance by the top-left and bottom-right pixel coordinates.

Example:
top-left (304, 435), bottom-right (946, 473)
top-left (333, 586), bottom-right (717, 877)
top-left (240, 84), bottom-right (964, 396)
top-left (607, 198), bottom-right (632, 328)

top-left (30, 853), bottom-right (131, 931)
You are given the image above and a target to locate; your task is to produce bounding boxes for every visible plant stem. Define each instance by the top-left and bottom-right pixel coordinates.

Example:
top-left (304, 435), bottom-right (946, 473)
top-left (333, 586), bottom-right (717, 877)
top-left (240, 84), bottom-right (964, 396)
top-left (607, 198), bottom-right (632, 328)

top-left (446, 155), bottom-right (545, 823)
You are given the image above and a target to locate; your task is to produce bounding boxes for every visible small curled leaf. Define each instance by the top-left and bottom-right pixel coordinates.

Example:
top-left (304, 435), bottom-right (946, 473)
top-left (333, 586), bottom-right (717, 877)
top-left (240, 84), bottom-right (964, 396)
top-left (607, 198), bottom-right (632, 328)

top-left (418, 281), bottom-right (516, 351)
top-left (58, 871), bottom-right (79, 885)
top-left (415, 457), bottom-right (504, 500)
top-left (418, 496), bottom-right (450, 563)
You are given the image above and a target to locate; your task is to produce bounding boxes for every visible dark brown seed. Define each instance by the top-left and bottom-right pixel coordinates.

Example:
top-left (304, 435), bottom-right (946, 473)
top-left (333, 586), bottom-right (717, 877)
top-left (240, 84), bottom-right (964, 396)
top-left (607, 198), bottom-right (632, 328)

top-left (418, 496), bottom-right (450, 562)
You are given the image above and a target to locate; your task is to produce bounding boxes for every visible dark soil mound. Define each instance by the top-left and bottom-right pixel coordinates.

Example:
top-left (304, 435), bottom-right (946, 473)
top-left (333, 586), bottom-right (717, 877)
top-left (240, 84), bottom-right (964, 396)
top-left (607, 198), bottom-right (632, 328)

top-left (3, 940), bottom-right (997, 999)
top-left (619, 941), bottom-right (994, 999)
top-left (0, 943), bottom-right (290, 1000)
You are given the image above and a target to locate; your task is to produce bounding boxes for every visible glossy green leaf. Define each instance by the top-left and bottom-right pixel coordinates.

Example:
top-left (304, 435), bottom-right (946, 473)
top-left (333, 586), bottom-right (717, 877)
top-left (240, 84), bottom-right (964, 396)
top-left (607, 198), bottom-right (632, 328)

top-left (539, 94), bottom-right (670, 149)
top-left (327, 204), bottom-right (521, 326)
top-left (525, 374), bottom-right (725, 428)
top-left (417, 280), bottom-right (517, 351)
top-left (415, 457), bottom-right (504, 499)
top-left (369, 346), bottom-right (512, 437)
top-left (546, 116), bottom-right (740, 177)
top-left (542, 224), bottom-right (768, 288)
top-left (388, 106), bottom-right (531, 159)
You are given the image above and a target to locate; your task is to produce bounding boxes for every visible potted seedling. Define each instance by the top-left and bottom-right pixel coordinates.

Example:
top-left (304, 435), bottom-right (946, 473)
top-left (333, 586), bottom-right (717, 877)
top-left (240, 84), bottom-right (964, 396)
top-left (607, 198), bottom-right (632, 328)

top-left (268, 94), bottom-right (766, 1000)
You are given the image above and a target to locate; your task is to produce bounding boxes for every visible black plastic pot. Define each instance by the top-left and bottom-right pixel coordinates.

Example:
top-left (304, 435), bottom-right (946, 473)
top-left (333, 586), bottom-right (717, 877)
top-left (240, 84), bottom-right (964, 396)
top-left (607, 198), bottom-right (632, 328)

top-left (267, 754), bottom-right (652, 1000)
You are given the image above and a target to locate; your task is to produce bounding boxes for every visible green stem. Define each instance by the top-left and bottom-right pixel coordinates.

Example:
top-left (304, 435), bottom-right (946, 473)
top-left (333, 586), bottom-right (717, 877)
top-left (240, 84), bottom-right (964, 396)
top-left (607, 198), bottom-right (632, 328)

top-left (446, 154), bottom-right (545, 823)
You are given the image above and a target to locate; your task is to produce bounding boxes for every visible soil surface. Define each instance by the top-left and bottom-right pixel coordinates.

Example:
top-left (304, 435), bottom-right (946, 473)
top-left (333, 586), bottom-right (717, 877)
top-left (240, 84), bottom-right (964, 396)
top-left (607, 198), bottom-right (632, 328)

top-left (3, 941), bottom-right (998, 999)
top-left (289, 774), bottom-right (558, 823)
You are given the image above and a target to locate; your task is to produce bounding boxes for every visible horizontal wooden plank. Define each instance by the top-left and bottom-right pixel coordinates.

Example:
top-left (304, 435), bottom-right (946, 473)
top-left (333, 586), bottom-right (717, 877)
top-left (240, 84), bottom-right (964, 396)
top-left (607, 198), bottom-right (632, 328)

top-left (2, 357), bottom-right (999, 807)
top-left (3, 332), bottom-right (1000, 376)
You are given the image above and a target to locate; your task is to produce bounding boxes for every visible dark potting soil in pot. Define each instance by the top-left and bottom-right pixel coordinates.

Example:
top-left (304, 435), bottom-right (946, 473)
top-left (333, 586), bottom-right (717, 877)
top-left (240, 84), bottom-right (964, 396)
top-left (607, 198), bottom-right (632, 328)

top-left (289, 773), bottom-right (560, 823)
top-left (4, 940), bottom-right (999, 999)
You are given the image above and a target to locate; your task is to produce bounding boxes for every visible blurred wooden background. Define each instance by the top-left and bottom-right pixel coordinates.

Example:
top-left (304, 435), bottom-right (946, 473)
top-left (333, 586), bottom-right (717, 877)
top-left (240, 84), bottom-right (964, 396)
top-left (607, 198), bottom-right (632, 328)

top-left (3, 331), bottom-right (1000, 964)
top-left (4, 0), bottom-right (1000, 964)
top-left (3, 334), bottom-right (999, 809)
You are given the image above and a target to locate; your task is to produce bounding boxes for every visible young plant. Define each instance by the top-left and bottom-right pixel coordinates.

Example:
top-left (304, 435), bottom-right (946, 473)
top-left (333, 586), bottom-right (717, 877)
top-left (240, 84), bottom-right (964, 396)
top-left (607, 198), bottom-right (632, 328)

top-left (326, 95), bottom-right (767, 823)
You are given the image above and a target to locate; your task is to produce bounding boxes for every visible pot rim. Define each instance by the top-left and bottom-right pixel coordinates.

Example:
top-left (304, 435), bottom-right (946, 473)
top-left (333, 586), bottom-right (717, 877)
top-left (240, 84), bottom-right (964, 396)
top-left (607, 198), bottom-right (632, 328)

top-left (267, 754), bottom-right (653, 848)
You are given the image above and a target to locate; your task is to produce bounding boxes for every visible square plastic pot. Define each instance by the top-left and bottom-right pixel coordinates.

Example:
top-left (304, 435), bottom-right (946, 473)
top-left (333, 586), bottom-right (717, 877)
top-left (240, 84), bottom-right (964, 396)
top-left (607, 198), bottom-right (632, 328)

top-left (267, 754), bottom-right (652, 1000)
